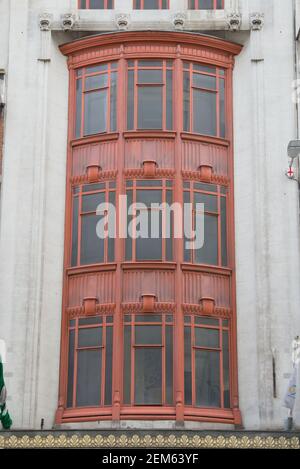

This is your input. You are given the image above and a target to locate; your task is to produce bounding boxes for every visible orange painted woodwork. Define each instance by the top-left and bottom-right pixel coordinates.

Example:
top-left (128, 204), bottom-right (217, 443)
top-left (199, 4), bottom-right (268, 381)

top-left (57, 31), bottom-right (242, 425)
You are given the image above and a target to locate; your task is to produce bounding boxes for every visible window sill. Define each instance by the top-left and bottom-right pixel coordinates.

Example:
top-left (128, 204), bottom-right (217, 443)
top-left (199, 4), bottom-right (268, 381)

top-left (71, 132), bottom-right (119, 147)
top-left (181, 263), bottom-right (232, 276)
top-left (122, 261), bottom-right (177, 271)
top-left (180, 132), bottom-right (230, 146)
top-left (123, 130), bottom-right (176, 140)
top-left (67, 263), bottom-right (117, 276)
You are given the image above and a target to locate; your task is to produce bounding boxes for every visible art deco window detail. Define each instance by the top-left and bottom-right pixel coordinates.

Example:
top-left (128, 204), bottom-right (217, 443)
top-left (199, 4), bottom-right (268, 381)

top-left (183, 62), bottom-right (226, 138)
top-left (75, 62), bottom-right (117, 138)
top-left (184, 315), bottom-right (230, 409)
top-left (183, 182), bottom-right (228, 266)
top-left (127, 60), bottom-right (173, 131)
top-left (123, 314), bottom-right (173, 406)
top-left (78, 0), bottom-right (114, 8)
top-left (133, 0), bottom-right (169, 9)
top-left (67, 315), bottom-right (113, 408)
top-left (125, 179), bottom-right (173, 262)
top-left (188, 0), bottom-right (224, 9)
top-left (71, 181), bottom-right (116, 267)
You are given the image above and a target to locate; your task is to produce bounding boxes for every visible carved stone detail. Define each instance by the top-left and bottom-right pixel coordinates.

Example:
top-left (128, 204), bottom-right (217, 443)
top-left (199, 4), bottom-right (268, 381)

top-left (226, 12), bottom-right (242, 32)
top-left (173, 12), bottom-right (186, 31)
top-left (250, 12), bottom-right (264, 31)
top-left (39, 12), bottom-right (53, 31)
top-left (61, 13), bottom-right (76, 31)
top-left (115, 13), bottom-right (130, 31)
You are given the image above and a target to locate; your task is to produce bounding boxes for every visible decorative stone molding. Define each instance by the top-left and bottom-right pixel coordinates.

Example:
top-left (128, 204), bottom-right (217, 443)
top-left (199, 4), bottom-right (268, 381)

top-left (115, 13), bottom-right (130, 31)
top-left (86, 164), bottom-right (102, 183)
top-left (226, 12), bottom-right (242, 32)
top-left (141, 294), bottom-right (157, 313)
top-left (61, 13), bottom-right (76, 31)
top-left (173, 12), bottom-right (186, 31)
top-left (142, 160), bottom-right (157, 178)
top-left (198, 164), bottom-right (213, 183)
top-left (39, 12), bottom-right (53, 31)
top-left (83, 297), bottom-right (98, 316)
top-left (250, 12), bottom-right (264, 31)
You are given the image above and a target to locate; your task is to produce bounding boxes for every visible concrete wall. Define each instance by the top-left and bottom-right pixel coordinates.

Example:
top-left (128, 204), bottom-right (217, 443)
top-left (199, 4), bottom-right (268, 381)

top-left (0, 0), bottom-right (299, 431)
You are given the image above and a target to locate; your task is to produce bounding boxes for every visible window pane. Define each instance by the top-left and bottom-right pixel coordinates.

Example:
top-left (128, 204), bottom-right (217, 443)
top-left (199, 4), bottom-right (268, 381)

top-left (183, 71), bottom-right (190, 131)
top-left (79, 317), bottom-right (102, 326)
top-left (138, 69), bottom-right (163, 83)
top-left (199, 0), bottom-right (214, 8)
top-left (195, 350), bottom-right (220, 407)
top-left (195, 214), bottom-right (218, 265)
top-left (136, 235), bottom-right (162, 260)
top-left (125, 190), bottom-right (133, 260)
top-left (81, 215), bottom-right (105, 265)
top-left (135, 315), bottom-right (162, 323)
top-left (82, 192), bottom-right (105, 212)
top-left (220, 77), bottom-right (225, 138)
top-left (223, 330), bottom-right (230, 408)
top-left (138, 86), bottom-right (162, 129)
top-left (166, 325), bottom-right (173, 405)
top-left (76, 79), bottom-right (82, 138)
top-left (76, 350), bottom-right (102, 406)
top-left (194, 63), bottom-right (216, 74)
top-left (67, 330), bottom-right (75, 407)
top-left (221, 197), bottom-right (227, 266)
top-left (108, 191), bottom-right (115, 262)
top-left (193, 73), bottom-right (216, 90)
top-left (195, 316), bottom-right (219, 326)
top-left (193, 89), bottom-right (216, 136)
top-left (136, 189), bottom-right (162, 205)
top-left (195, 328), bottom-right (219, 348)
top-left (105, 326), bottom-right (113, 405)
top-left (123, 325), bottom-right (131, 404)
top-left (135, 348), bottom-right (162, 405)
top-left (84, 89), bottom-right (107, 135)
top-left (166, 70), bottom-right (173, 130)
top-left (189, 0), bottom-right (196, 8)
top-left (78, 327), bottom-right (102, 347)
top-left (135, 325), bottom-right (162, 344)
top-left (194, 193), bottom-right (217, 212)
top-left (138, 60), bottom-right (163, 67)
top-left (143, 0), bottom-right (159, 8)
top-left (86, 63), bottom-right (108, 74)
top-left (127, 70), bottom-right (134, 130)
top-left (110, 71), bottom-right (117, 131)
top-left (184, 326), bottom-right (192, 405)
top-left (71, 197), bottom-right (79, 267)
top-left (90, 0), bottom-right (105, 8)
top-left (85, 74), bottom-right (108, 90)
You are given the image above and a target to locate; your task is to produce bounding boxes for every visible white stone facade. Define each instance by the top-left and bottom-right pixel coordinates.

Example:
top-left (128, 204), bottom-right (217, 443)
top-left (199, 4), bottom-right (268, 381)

top-left (0, 0), bottom-right (300, 431)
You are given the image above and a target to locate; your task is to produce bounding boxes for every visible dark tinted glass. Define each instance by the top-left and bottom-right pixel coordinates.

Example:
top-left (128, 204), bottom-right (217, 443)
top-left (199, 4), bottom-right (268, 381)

top-left (138, 86), bottom-right (162, 129)
top-left (78, 327), bottom-right (102, 347)
top-left (67, 330), bottom-right (75, 407)
top-left (110, 71), bottom-right (117, 131)
top-left (127, 70), bottom-right (134, 130)
top-left (105, 326), bottom-right (113, 405)
top-left (183, 71), bottom-right (190, 131)
top-left (79, 317), bottom-right (102, 326)
top-left (195, 350), bottom-right (220, 407)
top-left (221, 197), bottom-right (227, 266)
top-left (90, 0), bottom-right (105, 8)
top-left (195, 328), bottom-right (219, 348)
top-left (85, 74), bottom-right (108, 90)
top-left (195, 214), bottom-right (218, 265)
top-left (223, 330), bottom-right (230, 408)
top-left (220, 77), bottom-right (225, 138)
top-left (82, 192), bottom-right (105, 212)
top-left (184, 326), bottom-right (192, 405)
top-left (166, 325), bottom-right (173, 404)
top-left (194, 193), bottom-right (217, 212)
top-left (71, 197), bottom-right (79, 267)
top-left (81, 215), bottom-right (104, 265)
top-left (199, 0), bottom-right (214, 8)
top-left (75, 79), bottom-right (82, 138)
top-left (193, 89), bottom-right (216, 136)
top-left (123, 325), bottom-right (131, 404)
top-left (135, 348), bottom-right (162, 404)
top-left (138, 69), bottom-right (163, 83)
top-left (84, 89), bottom-right (107, 135)
top-left (166, 70), bottom-right (173, 130)
top-left (135, 325), bottom-right (162, 344)
top-left (76, 350), bottom-right (102, 406)
top-left (193, 73), bottom-right (216, 90)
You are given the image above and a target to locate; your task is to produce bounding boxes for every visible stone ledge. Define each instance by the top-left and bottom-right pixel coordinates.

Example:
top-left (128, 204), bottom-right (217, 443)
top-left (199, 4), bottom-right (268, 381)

top-left (0, 430), bottom-right (299, 449)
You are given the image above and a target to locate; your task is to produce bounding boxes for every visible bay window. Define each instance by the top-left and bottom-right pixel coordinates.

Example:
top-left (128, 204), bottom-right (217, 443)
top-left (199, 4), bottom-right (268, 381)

top-left (184, 315), bottom-right (230, 408)
top-left (127, 60), bottom-right (173, 131)
top-left (123, 314), bottom-right (173, 406)
top-left (67, 315), bottom-right (113, 408)
top-left (75, 62), bottom-right (117, 138)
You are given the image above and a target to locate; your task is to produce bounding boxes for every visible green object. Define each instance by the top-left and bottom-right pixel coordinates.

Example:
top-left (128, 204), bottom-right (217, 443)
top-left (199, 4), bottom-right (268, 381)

top-left (0, 357), bottom-right (12, 430)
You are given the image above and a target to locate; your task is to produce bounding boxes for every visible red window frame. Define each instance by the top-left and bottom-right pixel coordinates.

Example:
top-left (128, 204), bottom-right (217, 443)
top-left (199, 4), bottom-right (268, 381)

top-left (67, 315), bottom-right (114, 409)
top-left (183, 62), bottom-right (226, 138)
top-left (133, 0), bottom-right (169, 9)
top-left (123, 313), bottom-right (174, 407)
top-left (188, 0), bottom-right (224, 9)
top-left (71, 181), bottom-right (116, 267)
top-left (127, 59), bottom-right (173, 131)
top-left (125, 179), bottom-right (173, 262)
top-left (78, 0), bottom-right (114, 8)
top-left (183, 181), bottom-right (228, 267)
top-left (75, 62), bottom-right (118, 139)
top-left (184, 315), bottom-right (230, 409)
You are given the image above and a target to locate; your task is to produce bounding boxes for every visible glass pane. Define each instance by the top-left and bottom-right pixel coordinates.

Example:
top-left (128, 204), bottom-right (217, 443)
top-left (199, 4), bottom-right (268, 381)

top-left (194, 64), bottom-right (216, 74)
top-left (136, 180), bottom-right (162, 187)
top-left (195, 328), bottom-right (219, 348)
top-left (223, 330), bottom-right (230, 408)
top-left (195, 214), bottom-right (218, 265)
top-left (193, 73), bottom-right (216, 90)
top-left (83, 183), bottom-right (105, 192)
top-left (75, 78), bottom-right (82, 138)
top-left (79, 0), bottom-right (87, 8)
top-left (135, 325), bottom-right (162, 344)
top-left (138, 86), bottom-right (162, 129)
top-left (85, 74), bottom-right (108, 90)
top-left (135, 348), bottom-right (162, 404)
top-left (108, 191), bottom-right (115, 262)
top-left (193, 89), bottom-right (216, 136)
top-left (107, 0), bottom-right (114, 7)
top-left (67, 330), bottom-right (75, 407)
top-left (194, 182), bottom-right (217, 193)
top-left (195, 350), bottom-right (220, 407)
top-left (221, 197), bottom-right (227, 266)
top-left (183, 71), bottom-right (190, 132)
top-left (135, 315), bottom-right (162, 323)
top-left (166, 325), bottom-right (173, 404)
top-left (194, 193), bottom-right (218, 212)
top-left (110, 71), bottom-right (117, 132)
top-left (189, 0), bottom-right (196, 8)
top-left (105, 326), bottom-right (113, 405)
top-left (79, 317), bottom-right (102, 326)
top-left (90, 0), bottom-right (105, 8)
top-left (81, 215), bottom-right (105, 265)
top-left (199, 0), bottom-right (214, 9)
top-left (86, 63), bottom-right (108, 74)
top-left (82, 192), bottom-right (105, 212)
top-left (136, 236), bottom-right (162, 260)
top-left (126, 190), bottom-right (133, 261)
top-left (84, 89), bottom-right (108, 135)
top-left (136, 189), bottom-right (162, 205)
top-left (127, 70), bottom-right (134, 130)
top-left (166, 189), bottom-right (173, 260)
top-left (123, 326), bottom-right (131, 404)
top-left (71, 197), bottom-right (79, 267)
top-left (195, 316), bottom-right (219, 326)
top-left (184, 326), bottom-right (192, 405)
top-left (138, 69), bottom-right (163, 83)
top-left (76, 350), bottom-right (102, 406)
top-left (220, 77), bottom-right (225, 138)
top-left (166, 70), bottom-right (173, 130)
top-left (143, 0), bottom-right (159, 8)
top-left (138, 60), bottom-right (163, 67)
top-left (78, 327), bottom-right (102, 347)
top-left (217, 0), bottom-right (223, 8)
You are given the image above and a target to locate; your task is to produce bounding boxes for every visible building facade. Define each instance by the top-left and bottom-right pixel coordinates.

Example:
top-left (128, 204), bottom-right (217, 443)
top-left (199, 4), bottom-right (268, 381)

top-left (0, 0), bottom-right (300, 439)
